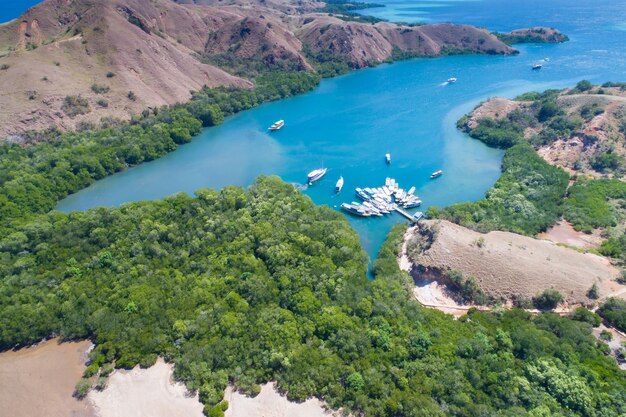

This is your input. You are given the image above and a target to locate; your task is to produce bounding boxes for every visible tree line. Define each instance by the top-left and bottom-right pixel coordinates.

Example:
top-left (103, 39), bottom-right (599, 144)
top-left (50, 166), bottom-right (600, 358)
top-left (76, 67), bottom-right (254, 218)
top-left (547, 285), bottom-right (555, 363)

top-left (0, 178), bottom-right (625, 416)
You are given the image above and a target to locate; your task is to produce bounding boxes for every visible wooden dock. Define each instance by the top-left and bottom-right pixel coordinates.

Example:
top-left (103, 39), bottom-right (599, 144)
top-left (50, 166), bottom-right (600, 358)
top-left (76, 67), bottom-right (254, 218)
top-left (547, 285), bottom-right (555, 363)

top-left (394, 205), bottom-right (423, 222)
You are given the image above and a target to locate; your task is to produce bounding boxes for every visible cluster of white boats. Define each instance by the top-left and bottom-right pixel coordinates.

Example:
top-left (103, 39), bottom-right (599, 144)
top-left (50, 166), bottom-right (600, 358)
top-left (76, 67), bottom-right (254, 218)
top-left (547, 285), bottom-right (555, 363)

top-left (269, 119), bottom-right (440, 220)
top-left (341, 178), bottom-right (422, 217)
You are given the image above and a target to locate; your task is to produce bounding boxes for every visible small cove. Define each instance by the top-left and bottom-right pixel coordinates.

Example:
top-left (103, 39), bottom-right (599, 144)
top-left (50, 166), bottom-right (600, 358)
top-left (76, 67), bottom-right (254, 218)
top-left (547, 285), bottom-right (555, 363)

top-left (55, 0), bottom-right (626, 260)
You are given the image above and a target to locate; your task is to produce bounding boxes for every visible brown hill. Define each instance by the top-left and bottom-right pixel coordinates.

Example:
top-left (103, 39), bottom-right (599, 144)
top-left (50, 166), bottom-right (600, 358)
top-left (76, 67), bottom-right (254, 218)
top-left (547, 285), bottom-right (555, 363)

top-left (463, 87), bottom-right (626, 179)
top-left (404, 220), bottom-right (622, 305)
top-left (0, 0), bottom-right (250, 136)
top-left (0, 0), bottom-right (517, 138)
top-left (298, 18), bottom-right (513, 68)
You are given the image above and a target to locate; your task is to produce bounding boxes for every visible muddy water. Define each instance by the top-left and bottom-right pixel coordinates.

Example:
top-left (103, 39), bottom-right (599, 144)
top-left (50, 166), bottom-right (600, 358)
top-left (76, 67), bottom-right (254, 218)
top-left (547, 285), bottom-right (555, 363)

top-left (0, 339), bottom-right (95, 417)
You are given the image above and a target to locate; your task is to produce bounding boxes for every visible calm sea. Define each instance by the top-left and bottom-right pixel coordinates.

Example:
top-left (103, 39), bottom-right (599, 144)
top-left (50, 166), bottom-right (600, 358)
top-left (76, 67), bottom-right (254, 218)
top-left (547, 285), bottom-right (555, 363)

top-left (49, 0), bottom-right (626, 261)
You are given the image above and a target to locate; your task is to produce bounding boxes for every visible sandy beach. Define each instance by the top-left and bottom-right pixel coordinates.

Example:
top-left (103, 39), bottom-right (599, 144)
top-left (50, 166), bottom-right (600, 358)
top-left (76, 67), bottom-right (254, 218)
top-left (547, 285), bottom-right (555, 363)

top-left (225, 383), bottom-right (336, 417)
top-left (88, 358), bottom-right (204, 417)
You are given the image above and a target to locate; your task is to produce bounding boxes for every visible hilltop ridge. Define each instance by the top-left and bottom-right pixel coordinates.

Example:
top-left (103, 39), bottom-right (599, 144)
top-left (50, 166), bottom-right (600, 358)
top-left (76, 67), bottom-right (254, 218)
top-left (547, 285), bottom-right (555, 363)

top-left (0, 0), bottom-right (517, 137)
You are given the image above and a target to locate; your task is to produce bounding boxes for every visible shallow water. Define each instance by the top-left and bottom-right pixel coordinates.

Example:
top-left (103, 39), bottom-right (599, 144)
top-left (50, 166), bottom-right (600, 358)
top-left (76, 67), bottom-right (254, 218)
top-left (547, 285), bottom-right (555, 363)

top-left (54, 0), bottom-right (626, 261)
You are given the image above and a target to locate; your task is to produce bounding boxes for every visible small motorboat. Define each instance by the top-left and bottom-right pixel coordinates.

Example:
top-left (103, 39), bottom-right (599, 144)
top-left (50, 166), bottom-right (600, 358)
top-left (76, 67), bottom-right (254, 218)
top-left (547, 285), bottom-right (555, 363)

top-left (532, 64), bottom-right (542, 70)
top-left (385, 153), bottom-right (391, 164)
top-left (268, 119), bottom-right (284, 131)
top-left (430, 170), bottom-right (443, 179)
top-left (447, 77), bottom-right (457, 83)
top-left (335, 176), bottom-right (344, 193)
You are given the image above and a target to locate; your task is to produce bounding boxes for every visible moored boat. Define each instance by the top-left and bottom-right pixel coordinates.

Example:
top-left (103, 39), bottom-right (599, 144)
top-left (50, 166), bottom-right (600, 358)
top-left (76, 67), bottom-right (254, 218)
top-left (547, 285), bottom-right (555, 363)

top-left (355, 187), bottom-right (371, 200)
top-left (430, 170), bottom-right (443, 179)
top-left (341, 203), bottom-right (371, 217)
top-left (307, 168), bottom-right (327, 184)
top-left (404, 199), bottom-right (422, 209)
top-left (268, 119), bottom-right (285, 131)
top-left (335, 176), bottom-right (344, 193)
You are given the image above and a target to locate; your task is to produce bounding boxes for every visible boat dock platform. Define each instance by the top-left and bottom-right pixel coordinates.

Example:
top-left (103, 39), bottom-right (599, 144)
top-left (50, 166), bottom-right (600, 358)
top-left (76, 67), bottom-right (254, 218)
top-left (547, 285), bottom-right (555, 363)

top-left (394, 205), bottom-right (424, 222)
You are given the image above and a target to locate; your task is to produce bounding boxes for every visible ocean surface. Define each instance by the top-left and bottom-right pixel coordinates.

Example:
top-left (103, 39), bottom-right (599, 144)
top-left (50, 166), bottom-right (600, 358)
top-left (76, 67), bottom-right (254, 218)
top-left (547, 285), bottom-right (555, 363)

top-left (0, 0), bottom-right (41, 23)
top-left (49, 0), bottom-right (626, 262)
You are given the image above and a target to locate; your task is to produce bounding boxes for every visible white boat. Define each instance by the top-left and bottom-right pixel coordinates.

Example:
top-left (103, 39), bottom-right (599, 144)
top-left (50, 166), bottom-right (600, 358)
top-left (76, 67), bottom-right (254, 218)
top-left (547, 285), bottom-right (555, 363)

top-left (307, 168), bottom-right (327, 184)
top-left (341, 203), bottom-right (371, 217)
top-left (430, 170), bottom-right (443, 179)
top-left (447, 77), bottom-right (457, 83)
top-left (268, 119), bottom-right (284, 131)
top-left (335, 176), bottom-right (344, 193)
top-left (385, 153), bottom-right (391, 164)
top-left (532, 64), bottom-right (542, 70)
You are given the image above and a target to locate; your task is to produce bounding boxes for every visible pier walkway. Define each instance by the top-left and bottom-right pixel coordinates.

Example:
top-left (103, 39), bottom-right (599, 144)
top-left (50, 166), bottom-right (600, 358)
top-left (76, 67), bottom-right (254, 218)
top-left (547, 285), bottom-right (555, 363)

top-left (394, 205), bottom-right (423, 222)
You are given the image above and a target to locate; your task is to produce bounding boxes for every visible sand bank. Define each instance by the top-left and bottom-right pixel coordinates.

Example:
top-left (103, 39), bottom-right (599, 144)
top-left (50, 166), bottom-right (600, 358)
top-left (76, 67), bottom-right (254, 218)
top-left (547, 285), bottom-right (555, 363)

top-left (88, 358), bottom-right (204, 417)
top-left (225, 383), bottom-right (336, 417)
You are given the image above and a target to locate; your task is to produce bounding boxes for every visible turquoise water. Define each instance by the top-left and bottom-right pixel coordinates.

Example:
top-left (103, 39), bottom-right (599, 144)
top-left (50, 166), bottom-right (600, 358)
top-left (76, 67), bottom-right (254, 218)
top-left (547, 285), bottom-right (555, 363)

top-left (0, 0), bottom-right (42, 23)
top-left (56, 0), bottom-right (626, 261)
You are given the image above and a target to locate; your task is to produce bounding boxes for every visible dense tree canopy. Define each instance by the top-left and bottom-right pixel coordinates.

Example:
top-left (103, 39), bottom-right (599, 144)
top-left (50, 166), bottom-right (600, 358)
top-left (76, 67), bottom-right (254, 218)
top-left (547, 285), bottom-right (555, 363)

top-left (428, 143), bottom-right (569, 235)
top-left (1, 179), bottom-right (625, 416)
top-left (1, 69), bottom-right (625, 416)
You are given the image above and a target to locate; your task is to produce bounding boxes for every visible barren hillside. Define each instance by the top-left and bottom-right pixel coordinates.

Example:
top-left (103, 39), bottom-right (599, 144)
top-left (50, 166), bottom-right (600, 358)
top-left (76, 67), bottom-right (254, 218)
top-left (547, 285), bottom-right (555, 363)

top-left (404, 220), bottom-right (623, 305)
top-left (462, 86), bottom-right (626, 179)
top-left (0, 0), bottom-right (519, 138)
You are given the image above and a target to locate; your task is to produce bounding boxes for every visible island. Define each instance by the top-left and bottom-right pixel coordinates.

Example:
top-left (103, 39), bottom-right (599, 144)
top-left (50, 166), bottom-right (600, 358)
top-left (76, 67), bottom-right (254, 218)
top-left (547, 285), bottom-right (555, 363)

top-left (2, 1), bottom-right (626, 417)
top-left (495, 27), bottom-right (569, 44)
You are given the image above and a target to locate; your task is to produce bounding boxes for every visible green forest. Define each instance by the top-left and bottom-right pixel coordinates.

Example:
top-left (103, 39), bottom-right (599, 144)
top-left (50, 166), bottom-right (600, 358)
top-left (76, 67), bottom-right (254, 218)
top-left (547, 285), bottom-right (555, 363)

top-left (1, 50), bottom-right (625, 417)
top-left (1, 178), bottom-right (625, 416)
top-left (427, 143), bottom-right (569, 235)
top-left (0, 71), bottom-right (320, 234)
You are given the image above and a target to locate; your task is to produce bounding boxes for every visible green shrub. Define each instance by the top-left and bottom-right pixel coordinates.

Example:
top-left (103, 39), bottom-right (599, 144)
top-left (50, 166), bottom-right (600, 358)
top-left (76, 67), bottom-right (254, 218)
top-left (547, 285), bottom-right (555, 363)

top-left (564, 179), bottom-right (626, 231)
top-left (600, 330), bottom-right (613, 341)
top-left (533, 289), bottom-right (563, 310)
top-left (575, 80), bottom-right (593, 92)
top-left (570, 307), bottom-right (601, 327)
top-left (74, 378), bottom-right (92, 398)
top-left (91, 84), bottom-right (110, 94)
top-left (587, 283), bottom-right (599, 299)
top-left (61, 95), bottom-right (90, 117)
top-left (590, 151), bottom-right (623, 172)
top-left (598, 298), bottom-right (626, 332)
top-left (538, 100), bottom-right (560, 122)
